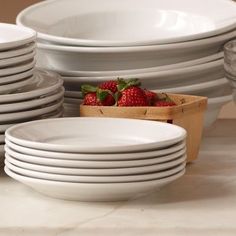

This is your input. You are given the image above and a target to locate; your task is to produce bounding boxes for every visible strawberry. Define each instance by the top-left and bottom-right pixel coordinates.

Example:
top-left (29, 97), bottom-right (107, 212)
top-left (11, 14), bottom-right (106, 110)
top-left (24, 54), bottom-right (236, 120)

top-left (118, 86), bottom-right (148, 106)
top-left (155, 100), bottom-right (176, 107)
top-left (97, 90), bottom-right (116, 106)
top-left (83, 92), bottom-right (99, 106)
top-left (99, 81), bottom-right (118, 94)
top-left (144, 89), bottom-right (157, 106)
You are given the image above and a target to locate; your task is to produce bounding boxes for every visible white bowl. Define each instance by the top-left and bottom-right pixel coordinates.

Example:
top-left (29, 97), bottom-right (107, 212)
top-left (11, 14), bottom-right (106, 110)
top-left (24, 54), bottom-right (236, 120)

top-left (63, 59), bottom-right (224, 90)
top-left (5, 117), bottom-right (186, 153)
top-left (57, 52), bottom-right (223, 77)
top-left (4, 166), bottom-right (185, 201)
top-left (36, 28), bottom-right (235, 71)
top-left (0, 23), bottom-right (36, 50)
top-left (17, 0), bottom-right (236, 47)
top-left (204, 94), bottom-right (233, 128)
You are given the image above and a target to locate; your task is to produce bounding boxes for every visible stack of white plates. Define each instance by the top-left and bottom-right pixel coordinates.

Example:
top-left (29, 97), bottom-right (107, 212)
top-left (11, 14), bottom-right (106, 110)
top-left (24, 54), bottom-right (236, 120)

top-left (17, 0), bottom-right (236, 126)
top-left (0, 69), bottom-right (64, 165)
top-left (5, 117), bottom-right (186, 201)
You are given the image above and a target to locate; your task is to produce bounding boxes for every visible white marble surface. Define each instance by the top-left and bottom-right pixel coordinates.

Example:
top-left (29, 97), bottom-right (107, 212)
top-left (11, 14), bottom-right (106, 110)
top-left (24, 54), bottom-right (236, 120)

top-left (1, 119), bottom-right (236, 236)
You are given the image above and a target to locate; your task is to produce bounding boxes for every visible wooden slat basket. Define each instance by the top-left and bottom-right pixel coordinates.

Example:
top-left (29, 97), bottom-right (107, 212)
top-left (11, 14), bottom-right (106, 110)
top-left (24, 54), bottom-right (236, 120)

top-left (80, 93), bottom-right (208, 162)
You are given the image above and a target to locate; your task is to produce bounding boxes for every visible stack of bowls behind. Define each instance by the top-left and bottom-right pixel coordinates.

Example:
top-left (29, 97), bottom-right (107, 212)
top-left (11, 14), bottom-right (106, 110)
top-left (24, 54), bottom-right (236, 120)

top-left (0, 23), bottom-right (65, 166)
top-left (5, 117), bottom-right (187, 201)
top-left (17, 0), bottom-right (236, 127)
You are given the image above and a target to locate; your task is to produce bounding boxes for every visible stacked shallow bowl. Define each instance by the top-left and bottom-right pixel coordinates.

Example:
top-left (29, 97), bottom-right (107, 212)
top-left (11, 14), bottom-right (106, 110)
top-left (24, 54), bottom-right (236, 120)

top-left (4, 117), bottom-right (186, 201)
top-left (17, 0), bottom-right (236, 126)
top-left (0, 23), bottom-right (65, 165)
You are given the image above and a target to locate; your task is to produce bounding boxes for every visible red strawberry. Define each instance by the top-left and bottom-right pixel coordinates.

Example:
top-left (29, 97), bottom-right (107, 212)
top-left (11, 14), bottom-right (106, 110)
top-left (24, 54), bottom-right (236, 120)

top-left (83, 92), bottom-right (99, 106)
top-left (99, 81), bottom-right (118, 93)
top-left (155, 100), bottom-right (176, 107)
top-left (97, 91), bottom-right (115, 106)
top-left (144, 89), bottom-right (157, 105)
top-left (118, 86), bottom-right (148, 106)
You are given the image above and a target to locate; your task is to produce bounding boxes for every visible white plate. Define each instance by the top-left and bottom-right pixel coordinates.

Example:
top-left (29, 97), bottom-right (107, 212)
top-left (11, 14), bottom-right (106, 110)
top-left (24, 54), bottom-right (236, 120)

top-left (0, 23), bottom-right (36, 51)
top-left (5, 154), bottom-right (186, 175)
top-left (0, 69), bottom-right (63, 103)
top-left (0, 76), bottom-right (34, 95)
top-left (17, 0), bottom-right (236, 46)
top-left (6, 140), bottom-right (185, 161)
top-left (0, 87), bottom-right (64, 113)
top-left (0, 135), bottom-right (4, 144)
top-left (0, 99), bottom-right (63, 123)
top-left (64, 90), bottom-right (82, 98)
top-left (0, 42), bottom-right (35, 60)
top-left (61, 52), bottom-right (223, 78)
top-left (35, 27), bottom-right (235, 71)
top-left (6, 117), bottom-right (186, 153)
top-left (4, 166), bottom-right (185, 201)
top-left (0, 68), bottom-right (34, 85)
top-left (4, 144), bottom-right (186, 167)
top-left (62, 59), bottom-right (224, 90)
top-left (5, 159), bottom-right (186, 183)
top-left (0, 51), bottom-right (35, 68)
top-left (64, 97), bottom-right (83, 105)
top-left (0, 59), bottom-right (35, 77)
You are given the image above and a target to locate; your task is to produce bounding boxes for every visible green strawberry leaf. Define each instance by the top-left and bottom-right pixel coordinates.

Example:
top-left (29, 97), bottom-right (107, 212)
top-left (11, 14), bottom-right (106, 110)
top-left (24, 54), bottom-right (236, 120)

top-left (81, 84), bottom-right (97, 95)
top-left (96, 89), bottom-right (110, 101)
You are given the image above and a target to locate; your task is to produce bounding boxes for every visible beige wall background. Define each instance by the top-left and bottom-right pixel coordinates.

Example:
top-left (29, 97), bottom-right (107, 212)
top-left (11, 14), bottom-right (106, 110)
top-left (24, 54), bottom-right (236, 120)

top-left (0, 0), bottom-right (235, 118)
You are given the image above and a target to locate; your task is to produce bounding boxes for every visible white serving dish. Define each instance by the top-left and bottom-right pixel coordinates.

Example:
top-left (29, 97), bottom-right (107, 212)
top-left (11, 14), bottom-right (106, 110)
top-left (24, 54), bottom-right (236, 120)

top-left (52, 51), bottom-right (224, 77)
top-left (0, 51), bottom-right (35, 68)
top-left (64, 97), bottom-right (82, 104)
top-left (17, 0), bottom-right (236, 47)
top-left (0, 23), bottom-right (36, 50)
top-left (0, 68), bottom-right (34, 85)
top-left (0, 76), bottom-right (34, 95)
top-left (204, 94), bottom-right (233, 128)
top-left (0, 69), bottom-right (63, 103)
top-left (0, 99), bottom-right (63, 123)
top-left (35, 26), bottom-right (233, 71)
top-left (4, 166), bottom-right (185, 201)
top-left (0, 42), bottom-right (35, 60)
top-left (5, 144), bottom-right (185, 168)
top-left (5, 159), bottom-right (185, 183)
top-left (6, 117), bottom-right (186, 153)
top-left (0, 59), bottom-right (35, 77)
top-left (0, 87), bottom-right (64, 113)
top-left (5, 139), bottom-right (185, 161)
top-left (63, 59), bottom-right (224, 90)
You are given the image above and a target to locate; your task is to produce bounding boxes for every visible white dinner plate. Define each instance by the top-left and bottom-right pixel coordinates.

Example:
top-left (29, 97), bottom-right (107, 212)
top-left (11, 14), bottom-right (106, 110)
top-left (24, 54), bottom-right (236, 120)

top-left (0, 59), bottom-right (35, 77)
top-left (64, 90), bottom-right (82, 98)
top-left (17, 0), bottom-right (236, 46)
top-left (4, 166), bottom-right (185, 201)
top-left (5, 159), bottom-right (186, 183)
top-left (0, 51), bottom-right (35, 68)
top-left (64, 97), bottom-right (83, 105)
top-left (0, 23), bottom-right (36, 51)
top-left (6, 117), bottom-right (186, 153)
top-left (5, 139), bottom-right (185, 161)
top-left (0, 68), bottom-right (34, 85)
top-left (0, 42), bottom-right (35, 60)
top-left (0, 69), bottom-right (63, 103)
top-left (0, 87), bottom-right (64, 113)
top-left (4, 144), bottom-right (186, 168)
top-left (0, 76), bottom-right (34, 95)
top-left (0, 99), bottom-right (63, 123)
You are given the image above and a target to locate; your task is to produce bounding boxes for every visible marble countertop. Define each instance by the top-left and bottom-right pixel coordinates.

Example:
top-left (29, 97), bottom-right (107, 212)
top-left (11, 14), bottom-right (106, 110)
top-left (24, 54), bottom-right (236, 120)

top-left (1, 119), bottom-right (236, 236)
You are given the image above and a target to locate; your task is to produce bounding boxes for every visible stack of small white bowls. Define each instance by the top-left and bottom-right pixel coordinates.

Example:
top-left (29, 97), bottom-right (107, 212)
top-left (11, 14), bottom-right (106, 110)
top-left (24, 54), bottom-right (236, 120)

top-left (17, 0), bottom-right (236, 126)
top-left (5, 117), bottom-right (186, 201)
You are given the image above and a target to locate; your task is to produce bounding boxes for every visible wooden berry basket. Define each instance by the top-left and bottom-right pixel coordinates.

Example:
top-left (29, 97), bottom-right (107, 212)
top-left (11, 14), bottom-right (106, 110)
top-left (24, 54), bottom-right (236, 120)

top-left (80, 93), bottom-right (208, 162)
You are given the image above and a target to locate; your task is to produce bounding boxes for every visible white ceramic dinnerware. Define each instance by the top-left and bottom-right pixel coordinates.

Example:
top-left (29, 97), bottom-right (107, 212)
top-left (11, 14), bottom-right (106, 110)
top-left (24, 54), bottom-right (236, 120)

top-left (0, 42), bottom-right (35, 60)
top-left (6, 117), bottom-right (187, 153)
top-left (0, 23), bottom-right (36, 50)
top-left (17, 0), bottom-right (236, 46)
top-left (4, 166), bottom-right (185, 201)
